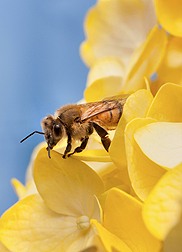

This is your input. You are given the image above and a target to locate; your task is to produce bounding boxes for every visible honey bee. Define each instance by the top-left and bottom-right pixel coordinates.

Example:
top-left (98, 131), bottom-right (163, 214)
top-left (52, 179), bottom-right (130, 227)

top-left (20, 95), bottom-right (129, 158)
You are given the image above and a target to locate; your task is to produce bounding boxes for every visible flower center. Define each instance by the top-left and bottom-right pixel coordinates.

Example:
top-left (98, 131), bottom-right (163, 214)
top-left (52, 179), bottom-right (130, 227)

top-left (76, 215), bottom-right (90, 231)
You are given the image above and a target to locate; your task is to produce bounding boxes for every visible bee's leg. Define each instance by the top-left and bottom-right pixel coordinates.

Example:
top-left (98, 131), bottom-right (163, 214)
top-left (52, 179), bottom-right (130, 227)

top-left (67, 136), bottom-right (89, 157)
top-left (63, 134), bottom-right (72, 158)
top-left (92, 122), bottom-right (111, 152)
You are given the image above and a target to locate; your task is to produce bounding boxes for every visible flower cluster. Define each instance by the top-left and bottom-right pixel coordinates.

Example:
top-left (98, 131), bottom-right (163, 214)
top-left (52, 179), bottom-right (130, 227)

top-left (1, 0), bottom-right (182, 251)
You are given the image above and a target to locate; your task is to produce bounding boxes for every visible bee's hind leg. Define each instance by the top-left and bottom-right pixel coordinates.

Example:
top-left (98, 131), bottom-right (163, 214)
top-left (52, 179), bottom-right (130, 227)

top-left (67, 136), bottom-right (89, 157)
top-left (92, 122), bottom-right (111, 152)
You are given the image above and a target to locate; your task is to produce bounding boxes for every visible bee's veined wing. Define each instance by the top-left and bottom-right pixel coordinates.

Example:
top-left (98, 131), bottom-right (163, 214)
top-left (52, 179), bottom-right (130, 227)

top-left (80, 94), bottom-right (130, 122)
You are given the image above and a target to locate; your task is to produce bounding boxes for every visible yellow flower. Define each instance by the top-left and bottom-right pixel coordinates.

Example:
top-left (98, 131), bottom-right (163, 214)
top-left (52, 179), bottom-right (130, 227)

top-left (0, 149), bottom-right (131, 252)
top-left (155, 0), bottom-right (182, 37)
top-left (125, 25), bottom-right (169, 95)
top-left (80, 0), bottom-right (157, 101)
top-left (143, 162), bottom-right (182, 251)
top-left (149, 36), bottom-right (182, 95)
top-left (109, 89), bottom-right (153, 169)
top-left (103, 188), bottom-right (162, 252)
top-left (81, 0), bottom-right (182, 100)
top-left (2, 1), bottom-right (182, 251)
top-left (81, 0), bottom-right (156, 68)
top-left (127, 0), bottom-right (182, 95)
top-left (110, 83), bottom-right (182, 201)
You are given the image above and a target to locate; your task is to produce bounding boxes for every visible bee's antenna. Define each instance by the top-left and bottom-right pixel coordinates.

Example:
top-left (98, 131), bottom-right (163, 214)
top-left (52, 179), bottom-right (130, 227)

top-left (20, 131), bottom-right (44, 143)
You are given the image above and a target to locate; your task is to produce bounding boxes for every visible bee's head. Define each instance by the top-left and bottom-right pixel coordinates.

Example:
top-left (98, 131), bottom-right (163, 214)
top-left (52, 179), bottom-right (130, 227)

top-left (41, 115), bottom-right (64, 157)
top-left (20, 115), bottom-right (64, 159)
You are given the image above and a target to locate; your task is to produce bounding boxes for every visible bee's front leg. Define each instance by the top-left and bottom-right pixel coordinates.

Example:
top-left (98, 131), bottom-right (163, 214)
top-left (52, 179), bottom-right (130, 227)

top-left (67, 136), bottom-right (89, 157)
top-left (92, 122), bottom-right (111, 152)
top-left (63, 133), bottom-right (72, 158)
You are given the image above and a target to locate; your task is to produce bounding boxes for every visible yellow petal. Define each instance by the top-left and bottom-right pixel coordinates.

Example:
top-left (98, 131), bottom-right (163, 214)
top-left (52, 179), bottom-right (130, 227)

top-left (124, 25), bottom-right (168, 93)
top-left (143, 163), bottom-right (182, 240)
top-left (11, 178), bottom-right (38, 200)
top-left (56, 147), bottom-right (117, 182)
top-left (11, 178), bottom-right (27, 199)
top-left (144, 76), bottom-right (151, 92)
top-left (161, 37), bottom-right (182, 69)
top-left (0, 194), bottom-right (95, 252)
top-left (102, 168), bottom-right (133, 194)
top-left (164, 212), bottom-right (182, 252)
top-left (92, 196), bottom-right (103, 225)
top-left (135, 122), bottom-right (182, 169)
top-left (98, 168), bottom-right (136, 211)
top-left (25, 142), bottom-right (47, 184)
top-left (103, 188), bottom-right (161, 252)
top-left (81, 0), bottom-right (156, 68)
top-left (94, 163), bottom-right (118, 181)
top-left (84, 57), bottom-right (125, 102)
top-left (155, 0), bottom-right (182, 37)
top-left (34, 148), bottom-right (104, 217)
top-left (0, 241), bottom-right (11, 252)
top-left (91, 219), bottom-right (132, 252)
top-left (110, 89), bottom-right (153, 169)
top-left (150, 37), bottom-right (182, 94)
top-left (147, 83), bottom-right (182, 122)
top-left (125, 118), bottom-right (166, 200)
top-left (67, 149), bottom-right (111, 162)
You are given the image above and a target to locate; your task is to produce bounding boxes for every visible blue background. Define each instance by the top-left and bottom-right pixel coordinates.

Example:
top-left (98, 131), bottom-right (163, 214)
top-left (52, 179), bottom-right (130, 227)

top-left (0, 0), bottom-right (96, 215)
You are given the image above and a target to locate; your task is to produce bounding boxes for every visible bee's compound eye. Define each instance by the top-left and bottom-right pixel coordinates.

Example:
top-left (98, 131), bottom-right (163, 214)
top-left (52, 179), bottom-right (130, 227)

top-left (53, 124), bottom-right (61, 137)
